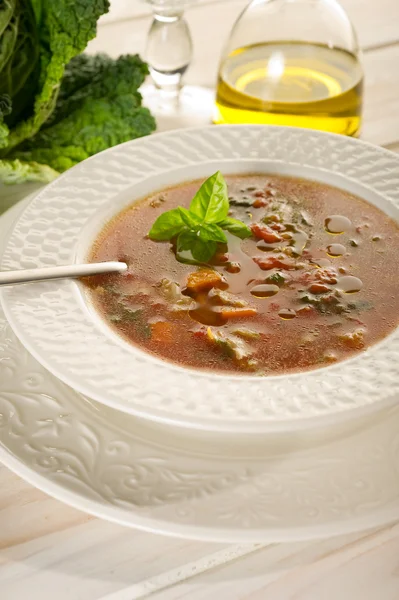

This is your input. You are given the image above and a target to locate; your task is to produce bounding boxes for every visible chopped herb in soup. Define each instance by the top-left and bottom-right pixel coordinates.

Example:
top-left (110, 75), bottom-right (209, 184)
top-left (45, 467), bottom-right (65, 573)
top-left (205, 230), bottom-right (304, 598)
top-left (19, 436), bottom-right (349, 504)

top-left (85, 173), bottom-right (399, 375)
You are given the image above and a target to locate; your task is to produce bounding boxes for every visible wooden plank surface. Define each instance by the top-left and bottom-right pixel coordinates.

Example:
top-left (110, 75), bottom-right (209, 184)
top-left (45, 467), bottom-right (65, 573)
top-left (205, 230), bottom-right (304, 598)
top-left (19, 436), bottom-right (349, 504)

top-left (2, 454), bottom-right (399, 600)
top-left (1, 0), bottom-right (399, 599)
top-left (362, 44), bottom-right (399, 145)
top-left (150, 524), bottom-right (399, 600)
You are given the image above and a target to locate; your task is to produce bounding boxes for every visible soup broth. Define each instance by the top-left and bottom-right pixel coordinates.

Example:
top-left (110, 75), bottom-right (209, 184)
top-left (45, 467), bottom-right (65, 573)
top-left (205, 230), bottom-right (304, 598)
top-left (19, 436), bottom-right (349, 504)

top-left (86, 175), bottom-right (399, 375)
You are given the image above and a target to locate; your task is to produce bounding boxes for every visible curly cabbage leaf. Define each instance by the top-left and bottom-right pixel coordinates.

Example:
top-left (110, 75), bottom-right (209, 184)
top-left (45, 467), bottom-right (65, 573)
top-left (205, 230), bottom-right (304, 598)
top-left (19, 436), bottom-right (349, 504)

top-left (1, 0), bottom-right (110, 152)
top-left (0, 0), bottom-right (40, 129)
top-left (10, 54), bottom-right (156, 173)
top-left (0, 3), bottom-right (156, 185)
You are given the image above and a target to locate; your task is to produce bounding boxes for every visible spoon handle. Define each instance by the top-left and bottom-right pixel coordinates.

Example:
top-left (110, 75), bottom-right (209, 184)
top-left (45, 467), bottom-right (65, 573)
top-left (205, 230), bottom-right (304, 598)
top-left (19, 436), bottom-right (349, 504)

top-left (0, 262), bottom-right (127, 287)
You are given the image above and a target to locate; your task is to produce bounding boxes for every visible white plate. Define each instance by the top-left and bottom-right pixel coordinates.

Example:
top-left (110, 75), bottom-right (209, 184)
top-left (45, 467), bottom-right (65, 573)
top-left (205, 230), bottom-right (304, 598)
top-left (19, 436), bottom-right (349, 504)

top-left (2, 200), bottom-right (399, 542)
top-left (2, 126), bottom-right (399, 432)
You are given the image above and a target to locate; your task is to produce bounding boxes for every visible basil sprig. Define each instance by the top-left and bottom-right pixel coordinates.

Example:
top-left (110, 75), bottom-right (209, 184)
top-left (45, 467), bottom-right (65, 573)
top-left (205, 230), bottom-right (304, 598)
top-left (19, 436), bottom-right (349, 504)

top-left (148, 171), bottom-right (251, 262)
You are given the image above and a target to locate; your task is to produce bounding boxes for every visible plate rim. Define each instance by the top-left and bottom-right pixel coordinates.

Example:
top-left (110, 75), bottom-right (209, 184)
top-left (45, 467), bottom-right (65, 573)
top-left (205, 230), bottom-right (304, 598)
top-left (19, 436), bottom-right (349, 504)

top-left (2, 442), bottom-right (399, 543)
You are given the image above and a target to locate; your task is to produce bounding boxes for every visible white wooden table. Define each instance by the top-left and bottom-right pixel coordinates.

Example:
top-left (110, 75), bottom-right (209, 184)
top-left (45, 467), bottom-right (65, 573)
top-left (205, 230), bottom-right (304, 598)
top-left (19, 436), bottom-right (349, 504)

top-left (1, 1), bottom-right (399, 598)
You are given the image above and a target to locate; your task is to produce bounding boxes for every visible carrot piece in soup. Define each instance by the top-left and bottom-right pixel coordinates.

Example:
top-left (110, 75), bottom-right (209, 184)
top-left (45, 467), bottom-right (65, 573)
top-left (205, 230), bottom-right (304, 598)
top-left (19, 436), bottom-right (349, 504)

top-left (253, 256), bottom-right (296, 271)
top-left (186, 269), bottom-right (225, 293)
top-left (219, 307), bottom-right (258, 319)
top-left (151, 321), bottom-right (176, 343)
top-left (308, 283), bottom-right (331, 294)
top-left (251, 223), bottom-right (282, 244)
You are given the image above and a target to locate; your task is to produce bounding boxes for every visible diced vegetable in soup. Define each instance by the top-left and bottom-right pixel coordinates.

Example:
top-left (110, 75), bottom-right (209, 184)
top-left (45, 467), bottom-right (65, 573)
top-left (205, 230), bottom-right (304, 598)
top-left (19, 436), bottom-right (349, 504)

top-left (84, 174), bottom-right (399, 375)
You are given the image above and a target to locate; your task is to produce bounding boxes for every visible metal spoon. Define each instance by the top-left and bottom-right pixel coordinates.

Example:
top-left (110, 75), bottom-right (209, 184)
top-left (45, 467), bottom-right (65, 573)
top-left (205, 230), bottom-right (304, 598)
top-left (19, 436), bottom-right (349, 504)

top-left (0, 262), bottom-right (128, 287)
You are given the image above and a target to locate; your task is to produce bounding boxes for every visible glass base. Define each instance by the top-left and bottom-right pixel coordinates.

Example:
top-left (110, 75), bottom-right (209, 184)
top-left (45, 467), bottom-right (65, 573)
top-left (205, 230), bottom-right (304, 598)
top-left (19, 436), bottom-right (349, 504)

top-left (141, 84), bottom-right (214, 132)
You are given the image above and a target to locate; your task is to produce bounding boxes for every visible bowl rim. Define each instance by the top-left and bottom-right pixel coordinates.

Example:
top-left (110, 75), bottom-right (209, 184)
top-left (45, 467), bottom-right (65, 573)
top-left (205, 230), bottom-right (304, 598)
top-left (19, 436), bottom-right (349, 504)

top-left (2, 124), bottom-right (399, 432)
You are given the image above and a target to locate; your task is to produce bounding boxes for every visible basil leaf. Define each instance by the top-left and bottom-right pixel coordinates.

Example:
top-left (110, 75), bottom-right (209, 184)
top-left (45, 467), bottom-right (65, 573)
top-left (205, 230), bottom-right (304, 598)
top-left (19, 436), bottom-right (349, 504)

top-left (178, 206), bottom-right (202, 228)
top-left (177, 231), bottom-right (216, 263)
top-left (148, 208), bottom-right (185, 241)
top-left (192, 239), bottom-right (216, 263)
top-left (189, 171), bottom-right (229, 223)
top-left (219, 217), bottom-right (252, 239)
top-left (198, 223), bottom-right (227, 243)
top-left (176, 230), bottom-right (197, 252)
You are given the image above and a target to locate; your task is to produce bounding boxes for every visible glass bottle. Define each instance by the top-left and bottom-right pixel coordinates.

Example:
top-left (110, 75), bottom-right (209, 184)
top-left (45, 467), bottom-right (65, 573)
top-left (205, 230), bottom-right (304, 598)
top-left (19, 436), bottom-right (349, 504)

top-left (214, 0), bottom-right (363, 136)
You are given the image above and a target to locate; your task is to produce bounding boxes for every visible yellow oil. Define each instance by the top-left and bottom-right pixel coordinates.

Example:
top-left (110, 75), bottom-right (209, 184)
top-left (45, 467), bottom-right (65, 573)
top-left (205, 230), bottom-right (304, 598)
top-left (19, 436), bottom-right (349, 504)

top-left (214, 42), bottom-right (363, 136)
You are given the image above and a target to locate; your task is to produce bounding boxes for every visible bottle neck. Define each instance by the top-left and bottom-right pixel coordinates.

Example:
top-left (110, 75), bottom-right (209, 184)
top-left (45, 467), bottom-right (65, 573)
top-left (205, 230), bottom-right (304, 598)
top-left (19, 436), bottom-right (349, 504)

top-left (147, 0), bottom-right (188, 18)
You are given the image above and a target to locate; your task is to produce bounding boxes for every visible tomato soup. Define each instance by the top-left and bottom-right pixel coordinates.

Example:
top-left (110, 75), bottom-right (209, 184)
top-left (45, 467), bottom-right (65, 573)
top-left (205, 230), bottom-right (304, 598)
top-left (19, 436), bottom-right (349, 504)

top-left (85, 175), bottom-right (399, 375)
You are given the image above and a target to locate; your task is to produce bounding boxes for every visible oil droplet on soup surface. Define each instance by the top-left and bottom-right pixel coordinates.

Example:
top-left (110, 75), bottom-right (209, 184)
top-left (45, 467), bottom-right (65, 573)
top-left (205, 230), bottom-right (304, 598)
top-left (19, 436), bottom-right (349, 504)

top-left (250, 284), bottom-right (279, 298)
top-left (279, 308), bottom-right (297, 320)
top-left (327, 243), bottom-right (346, 257)
top-left (325, 215), bottom-right (352, 234)
top-left (310, 257), bottom-right (331, 268)
top-left (291, 230), bottom-right (308, 255)
top-left (338, 275), bottom-right (363, 293)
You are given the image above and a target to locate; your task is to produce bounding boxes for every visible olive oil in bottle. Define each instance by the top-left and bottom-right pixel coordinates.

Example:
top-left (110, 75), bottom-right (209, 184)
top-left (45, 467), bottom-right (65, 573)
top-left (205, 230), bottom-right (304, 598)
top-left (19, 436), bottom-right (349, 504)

top-left (214, 42), bottom-right (363, 136)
